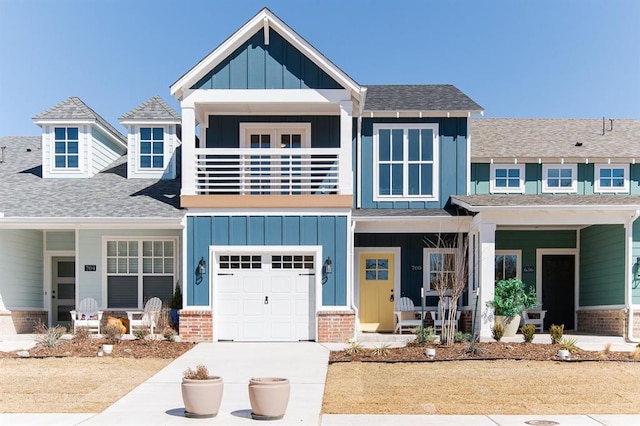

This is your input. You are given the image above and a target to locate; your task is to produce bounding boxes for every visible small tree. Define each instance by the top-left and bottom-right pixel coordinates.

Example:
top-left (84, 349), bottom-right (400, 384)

top-left (170, 282), bottom-right (183, 310)
top-left (424, 233), bottom-right (468, 346)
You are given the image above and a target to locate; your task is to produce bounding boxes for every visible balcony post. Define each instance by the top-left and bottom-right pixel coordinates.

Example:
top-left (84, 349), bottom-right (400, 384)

top-left (339, 101), bottom-right (353, 195)
top-left (181, 106), bottom-right (196, 196)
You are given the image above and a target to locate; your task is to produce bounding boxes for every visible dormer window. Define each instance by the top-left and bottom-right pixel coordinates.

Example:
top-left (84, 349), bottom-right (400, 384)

top-left (542, 164), bottom-right (577, 193)
top-left (490, 164), bottom-right (525, 194)
top-left (595, 164), bottom-right (629, 193)
top-left (54, 127), bottom-right (79, 169)
top-left (140, 127), bottom-right (164, 169)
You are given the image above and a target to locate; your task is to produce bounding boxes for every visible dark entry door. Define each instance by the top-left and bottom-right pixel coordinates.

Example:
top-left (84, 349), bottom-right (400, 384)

top-left (541, 254), bottom-right (575, 330)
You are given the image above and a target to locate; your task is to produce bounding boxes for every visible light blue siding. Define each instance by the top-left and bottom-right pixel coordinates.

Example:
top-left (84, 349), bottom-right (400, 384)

top-left (0, 230), bottom-right (43, 308)
top-left (579, 225), bottom-right (625, 306)
top-left (46, 231), bottom-right (75, 251)
top-left (360, 117), bottom-right (468, 208)
top-left (192, 29), bottom-right (342, 90)
top-left (186, 215), bottom-right (348, 307)
top-left (91, 128), bottom-right (125, 175)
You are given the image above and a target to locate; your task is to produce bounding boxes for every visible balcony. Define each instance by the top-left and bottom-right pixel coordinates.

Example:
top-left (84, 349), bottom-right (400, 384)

top-left (181, 148), bottom-right (353, 208)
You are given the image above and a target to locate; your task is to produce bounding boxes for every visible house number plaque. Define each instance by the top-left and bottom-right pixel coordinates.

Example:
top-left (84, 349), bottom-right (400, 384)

top-left (84, 265), bottom-right (97, 271)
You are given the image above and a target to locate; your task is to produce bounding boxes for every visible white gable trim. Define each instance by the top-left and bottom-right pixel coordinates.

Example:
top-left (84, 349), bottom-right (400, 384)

top-left (170, 8), bottom-right (361, 100)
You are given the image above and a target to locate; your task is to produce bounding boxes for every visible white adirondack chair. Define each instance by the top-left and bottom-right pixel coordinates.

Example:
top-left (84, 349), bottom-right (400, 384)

top-left (394, 297), bottom-right (424, 334)
top-left (523, 308), bottom-right (546, 332)
top-left (70, 298), bottom-right (103, 334)
top-left (126, 297), bottom-right (162, 336)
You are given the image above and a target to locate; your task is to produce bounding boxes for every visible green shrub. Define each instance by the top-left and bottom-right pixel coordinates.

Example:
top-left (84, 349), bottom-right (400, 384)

top-left (454, 332), bottom-right (471, 343)
top-left (344, 340), bottom-right (362, 356)
top-left (549, 324), bottom-right (564, 344)
top-left (559, 337), bottom-right (579, 353)
top-left (520, 324), bottom-right (536, 343)
top-left (487, 278), bottom-right (538, 318)
top-left (491, 322), bottom-right (504, 342)
top-left (34, 321), bottom-right (66, 348)
top-left (412, 326), bottom-right (437, 344)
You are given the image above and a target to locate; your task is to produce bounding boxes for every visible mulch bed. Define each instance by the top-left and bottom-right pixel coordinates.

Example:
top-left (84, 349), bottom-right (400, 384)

top-left (0, 337), bottom-right (196, 358)
top-left (329, 341), bottom-right (640, 363)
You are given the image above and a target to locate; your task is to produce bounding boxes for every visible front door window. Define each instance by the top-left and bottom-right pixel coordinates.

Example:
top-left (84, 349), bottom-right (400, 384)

top-left (359, 252), bottom-right (395, 332)
top-left (52, 257), bottom-right (75, 327)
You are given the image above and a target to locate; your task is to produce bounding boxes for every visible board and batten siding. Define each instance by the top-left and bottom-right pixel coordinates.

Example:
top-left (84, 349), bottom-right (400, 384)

top-left (192, 28), bottom-right (342, 90)
top-left (496, 230), bottom-right (577, 293)
top-left (0, 230), bottom-right (44, 308)
top-left (206, 115), bottom-right (340, 148)
top-left (91, 128), bottom-right (125, 176)
top-left (471, 163), bottom-right (640, 195)
top-left (579, 225), bottom-right (625, 306)
top-left (186, 215), bottom-right (348, 307)
top-left (77, 229), bottom-right (181, 306)
top-left (359, 117), bottom-right (468, 209)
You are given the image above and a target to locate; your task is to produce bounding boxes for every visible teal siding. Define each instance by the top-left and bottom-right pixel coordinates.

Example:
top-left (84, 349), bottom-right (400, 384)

top-left (633, 218), bottom-right (640, 304)
top-left (192, 29), bottom-right (342, 90)
top-left (577, 163), bottom-right (594, 194)
top-left (46, 231), bottom-right (75, 251)
top-left (524, 163), bottom-right (541, 194)
top-left (470, 163), bottom-right (490, 194)
top-left (630, 164), bottom-right (640, 195)
top-left (360, 117), bottom-right (468, 208)
top-left (206, 115), bottom-right (339, 148)
top-left (579, 225), bottom-right (625, 306)
top-left (496, 230), bottom-right (577, 292)
top-left (187, 215), bottom-right (348, 306)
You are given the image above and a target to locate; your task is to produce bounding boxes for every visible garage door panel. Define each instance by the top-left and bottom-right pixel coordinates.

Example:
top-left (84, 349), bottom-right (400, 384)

top-left (241, 276), bottom-right (264, 292)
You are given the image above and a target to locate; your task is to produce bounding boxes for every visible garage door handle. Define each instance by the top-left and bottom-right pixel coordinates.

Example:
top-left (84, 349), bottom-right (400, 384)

top-left (218, 273), bottom-right (234, 276)
top-left (299, 273), bottom-right (315, 276)
top-left (264, 296), bottom-right (269, 304)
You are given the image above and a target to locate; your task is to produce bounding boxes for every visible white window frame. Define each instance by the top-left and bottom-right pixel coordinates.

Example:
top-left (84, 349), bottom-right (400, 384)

top-left (594, 164), bottom-right (629, 193)
top-left (49, 125), bottom-right (86, 174)
top-left (495, 250), bottom-right (522, 282)
top-left (490, 164), bottom-right (525, 194)
top-left (239, 123), bottom-right (311, 148)
top-left (422, 248), bottom-right (457, 294)
top-left (542, 164), bottom-right (577, 193)
top-left (102, 237), bottom-right (178, 309)
top-left (138, 126), bottom-right (165, 171)
top-left (373, 123), bottom-right (440, 202)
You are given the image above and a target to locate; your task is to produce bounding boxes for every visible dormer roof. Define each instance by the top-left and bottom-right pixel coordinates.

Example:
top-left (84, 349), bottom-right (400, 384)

top-left (119, 96), bottom-right (181, 123)
top-left (33, 96), bottom-right (126, 147)
top-left (170, 7), bottom-right (362, 101)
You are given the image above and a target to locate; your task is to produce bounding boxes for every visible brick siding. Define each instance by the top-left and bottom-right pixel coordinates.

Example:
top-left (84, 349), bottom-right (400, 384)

top-left (0, 310), bottom-right (48, 334)
top-left (317, 310), bottom-right (355, 342)
top-left (577, 309), bottom-right (626, 336)
top-left (179, 310), bottom-right (213, 342)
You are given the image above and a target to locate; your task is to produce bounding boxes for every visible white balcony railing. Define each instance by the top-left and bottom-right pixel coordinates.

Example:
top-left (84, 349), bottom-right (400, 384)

top-left (193, 148), bottom-right (341, 195)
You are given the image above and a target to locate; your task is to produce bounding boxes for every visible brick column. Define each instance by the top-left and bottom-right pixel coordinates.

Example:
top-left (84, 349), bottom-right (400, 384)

top-left (317, 310), bottom-right (355, 342)
top-left (179, 310), bottom-right (213, 342)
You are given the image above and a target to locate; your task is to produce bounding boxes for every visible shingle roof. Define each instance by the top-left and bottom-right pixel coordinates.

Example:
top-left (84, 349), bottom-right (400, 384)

top-left (363, 85), bottom-right (483, 112)
top-left (32, 97), bottom-right (126, 144)
top-left (352, 208), bottom-right (467, 217)
top-left (452, 194), bottom-right (640, 208)
top-left (471, 118), bottom-right (640, 160)
top-left (0, 136), bottom-right (182, 219)
top-left (119, 96), bottom-right (181, 122)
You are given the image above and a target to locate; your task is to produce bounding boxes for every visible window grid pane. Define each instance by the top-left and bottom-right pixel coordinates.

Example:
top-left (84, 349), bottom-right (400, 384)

top-left (53, 127), bottom-right (79, 169)
top-left (140, 127), bottom-right (164, 169)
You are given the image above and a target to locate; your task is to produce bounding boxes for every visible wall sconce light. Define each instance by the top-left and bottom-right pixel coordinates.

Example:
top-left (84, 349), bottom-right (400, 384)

top-left (322, 257), bottom-right (332, 276)
top-left (636, 257), bottom-right (640, 266)
top-left (198, 257), bottom-right (206, 275)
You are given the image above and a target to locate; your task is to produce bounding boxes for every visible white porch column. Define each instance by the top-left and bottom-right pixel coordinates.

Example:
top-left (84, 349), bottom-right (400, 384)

top-left (181, 106), bottom-right (196, 196)
top-left (339, 101), bottom-right (353, 195)
top-left (476, 221), bottom-right (497, 338)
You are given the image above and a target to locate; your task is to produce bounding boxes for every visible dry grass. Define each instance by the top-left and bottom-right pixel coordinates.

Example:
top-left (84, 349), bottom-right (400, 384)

top-left (0, 358), bottom-right (171, 413)
top-left (323, 360), bottom-right (640, 415)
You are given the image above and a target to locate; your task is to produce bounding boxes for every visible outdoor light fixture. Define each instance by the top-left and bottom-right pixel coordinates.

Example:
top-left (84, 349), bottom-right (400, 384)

top-left (322, 257), bottom-right (333, 276)
top-left (198, 257), bottom-right (206, 275)
top-left (636, 256), bottom-right (640, 266)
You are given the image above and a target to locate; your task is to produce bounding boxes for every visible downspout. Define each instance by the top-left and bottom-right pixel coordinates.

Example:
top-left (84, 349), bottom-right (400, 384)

top-left (349, 219), bottom-right (358, 340)
top-left (626, 209), bottom-right (640, 342)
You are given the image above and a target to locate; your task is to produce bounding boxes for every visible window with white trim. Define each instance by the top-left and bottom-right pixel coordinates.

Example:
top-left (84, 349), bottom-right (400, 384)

top-left (239, 123), bottom-right (311, 148)
top-left (105, 239), bottom-right (176, 308)
top-left (140, 127), bottom-right (164, 169)
top-left (542, 164), bottom-right (577, 193)
top-left (423, 248), bottom-right (456, 292)
top-left (54, 127), bottom-right (79, 169)
top-left (373, 124), bottom-right (439, 201)
top-left (495, 251), bottom-right (521, 282)
top-left (595, 164), bottom-right (629, 193)
top-left (490, 164), bottom-right (525, 193)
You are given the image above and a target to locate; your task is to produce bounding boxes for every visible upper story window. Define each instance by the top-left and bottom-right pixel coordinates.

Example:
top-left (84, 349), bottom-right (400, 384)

top-left (490, 164), bottom-right (525, 193)
top-left (542, 164), bottom-right (577, 193)
top-left (54, 127), bottom-right (79, 169)
top-left (595, 164), bottom-right (629, 193)
top-left (240, 123), bottom-right (311, 148)
top-left (140, 127), bottom-right (164, 169)
top-left (373, 124), bottom-right (439, 202)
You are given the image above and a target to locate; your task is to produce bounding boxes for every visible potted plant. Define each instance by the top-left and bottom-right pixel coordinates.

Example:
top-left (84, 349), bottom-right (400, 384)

top-left (248, 377), bottom-right (290, 420)
top-left (169, 282), bottom-right (182, 328)
top-left (487, 278), bottom-right (538, 337)
top-left (181, 364), bottom-right (223, 418)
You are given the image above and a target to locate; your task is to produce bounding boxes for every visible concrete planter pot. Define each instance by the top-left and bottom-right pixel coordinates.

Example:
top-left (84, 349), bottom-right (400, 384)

top-left (181, 377), bottom-right (223, 418)
top-left (558, 349), bottom-right (570, 360)
top-left (102, 344), bottom-right (113, 354)
top-left (495, 314), bottom-right (521, 337)
top-left (248, 377), bottom-right (290, 420)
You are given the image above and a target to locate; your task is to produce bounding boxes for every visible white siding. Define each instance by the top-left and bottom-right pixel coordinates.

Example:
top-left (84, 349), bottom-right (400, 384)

top-left (91, 127), bottom-right (125, 175)
top-left (0, 230), bottom-right (44, 308)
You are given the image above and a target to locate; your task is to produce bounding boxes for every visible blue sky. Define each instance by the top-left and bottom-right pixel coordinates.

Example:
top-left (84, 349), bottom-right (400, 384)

top-left (1, 0), bottom-right (638, 136)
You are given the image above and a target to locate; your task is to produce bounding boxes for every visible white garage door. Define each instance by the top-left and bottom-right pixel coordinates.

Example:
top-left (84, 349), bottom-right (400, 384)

top-left (216, 254), bottom-right (316, 341)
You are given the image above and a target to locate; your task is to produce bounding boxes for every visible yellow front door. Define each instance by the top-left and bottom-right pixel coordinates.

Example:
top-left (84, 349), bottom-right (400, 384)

top-left (359, 252), bottom-right (395, 332)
